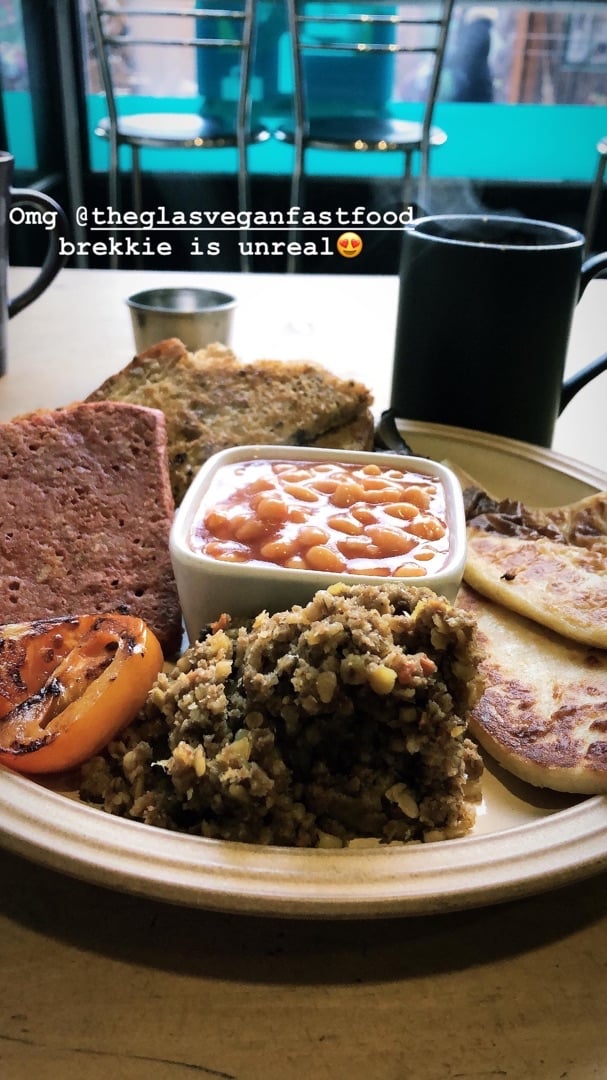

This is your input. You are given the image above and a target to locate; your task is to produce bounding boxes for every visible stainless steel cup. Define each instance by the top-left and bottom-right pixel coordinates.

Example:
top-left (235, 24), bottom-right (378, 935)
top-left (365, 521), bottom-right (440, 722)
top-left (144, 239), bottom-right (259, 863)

top-left (126, 286), bottom-right (237, 353)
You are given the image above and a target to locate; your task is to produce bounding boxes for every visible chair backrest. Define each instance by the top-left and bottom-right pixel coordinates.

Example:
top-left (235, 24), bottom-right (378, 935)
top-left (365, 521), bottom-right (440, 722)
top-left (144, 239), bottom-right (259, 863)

top-left (88, 1), bottom-right (256, 131)
top-left (285, 0), bottom-right (455, 133)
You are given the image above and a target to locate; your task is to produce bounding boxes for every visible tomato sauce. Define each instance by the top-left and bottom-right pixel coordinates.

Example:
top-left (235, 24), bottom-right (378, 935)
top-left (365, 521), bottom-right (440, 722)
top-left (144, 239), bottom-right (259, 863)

top-left (189, 459), bottom-right (450, 578)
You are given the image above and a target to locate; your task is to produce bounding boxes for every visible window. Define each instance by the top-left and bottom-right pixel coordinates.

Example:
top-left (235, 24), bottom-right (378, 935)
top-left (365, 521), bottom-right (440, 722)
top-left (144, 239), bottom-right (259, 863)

top-left (4, 1), bottom-right (607, 184)
top-left (0, 0), bottom-right (36, 169)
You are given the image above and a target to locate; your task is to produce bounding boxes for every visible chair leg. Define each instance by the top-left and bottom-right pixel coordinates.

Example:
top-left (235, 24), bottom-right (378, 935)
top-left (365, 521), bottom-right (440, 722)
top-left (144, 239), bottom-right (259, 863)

top-left (108, 133), bottom-right (120, 270)
top-left (287, 140), bottom-right (304, 274)
top-left (131, 146), bottom-right (142, 218)
top-left (131, 147), bottom-right (144, 270)
top-left (584, 141), bottom-right (607, 254)
top-left (416, 143), bottom-right (432, 217)
top-left (237, 140), bottom-right (251, 273)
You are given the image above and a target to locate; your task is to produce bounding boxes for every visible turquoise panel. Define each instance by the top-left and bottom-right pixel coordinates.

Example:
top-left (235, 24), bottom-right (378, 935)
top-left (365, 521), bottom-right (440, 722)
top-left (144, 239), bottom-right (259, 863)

top-left (86, 94), bottom-right (607, 183)
top-left (3, 91), bottom-right (37, 170)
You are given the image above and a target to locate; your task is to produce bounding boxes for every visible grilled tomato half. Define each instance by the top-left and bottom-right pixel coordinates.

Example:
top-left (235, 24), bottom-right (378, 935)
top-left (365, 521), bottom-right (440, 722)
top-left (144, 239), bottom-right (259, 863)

top-left (0, 614), bottom-right (163, 774)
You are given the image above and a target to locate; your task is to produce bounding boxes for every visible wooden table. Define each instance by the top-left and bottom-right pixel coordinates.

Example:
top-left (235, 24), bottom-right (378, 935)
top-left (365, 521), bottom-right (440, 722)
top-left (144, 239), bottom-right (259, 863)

top-left (1, 268), bottom-right (606, 1080)
top-left (4, 266), bottom-right (607, 472)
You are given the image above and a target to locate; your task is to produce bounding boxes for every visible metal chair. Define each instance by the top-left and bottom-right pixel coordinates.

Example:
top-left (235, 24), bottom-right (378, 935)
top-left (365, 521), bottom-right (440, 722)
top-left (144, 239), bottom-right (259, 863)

top-left (584, 135), bottom-right (607, 254)
top-left (88, 1), bottom-right (270, 268)
top-left (275, 0), bottom-right (455, 269)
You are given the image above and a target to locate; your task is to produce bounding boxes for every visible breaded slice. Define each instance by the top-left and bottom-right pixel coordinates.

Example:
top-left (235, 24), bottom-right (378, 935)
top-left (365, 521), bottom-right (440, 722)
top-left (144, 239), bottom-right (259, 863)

top-left (86, 339), bottom-right (375, 504)
top-left (0, 401), bottom-right (182, 656)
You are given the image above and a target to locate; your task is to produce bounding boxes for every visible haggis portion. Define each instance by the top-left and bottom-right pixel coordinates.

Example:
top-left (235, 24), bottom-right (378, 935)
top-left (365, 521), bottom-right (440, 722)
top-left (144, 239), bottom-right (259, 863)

top-left (81, 583), bottom-right (483, 847)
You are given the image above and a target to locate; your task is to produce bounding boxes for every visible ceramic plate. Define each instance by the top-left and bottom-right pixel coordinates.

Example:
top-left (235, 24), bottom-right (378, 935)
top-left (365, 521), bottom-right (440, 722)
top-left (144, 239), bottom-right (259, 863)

top-left (0, 421), bottom-right (605, 918)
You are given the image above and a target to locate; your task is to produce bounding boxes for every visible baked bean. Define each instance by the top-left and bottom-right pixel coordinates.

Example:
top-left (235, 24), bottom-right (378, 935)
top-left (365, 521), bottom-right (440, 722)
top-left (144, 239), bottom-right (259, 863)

top-left (248, 477), bottom-right (275, 494)
top-left (328, 514), bottom-right (364, 536)
top-left (235, 518), bottom-right (270, 543)
top-left (297, 525), bottom-right (330, 548)
top-left (400, 485), bottom-right (432, 510)
top-left (287, 507), bottom-right (309, 524)
top-left (351, 507), bottom-right (376, 526)
top-left (278, 469), bottom-right (314, 484)
top-left (414, 549), bottom-right (436, 562)
top-left (260, 538), bottom-right (298, 562)
top-left (190, 457), bottom-right (450, 577)
top-left (394, 563), bottom-right (428, 578)
top-left (407, 517), bottom-right (446, 540)
top-left (336, 537), bottom-right (379, 560)
top-left (310, 478), bottom-right (339, 494)
top-left (304, 545), bottom-right (347, 573)
top-left (283, 483), bottom-right (319, 503)
top-left (365, 526), bottom-right (416, 557)
top-left (204, 540), bottom-right (248, 562)
top-left (384, 502), bottom-right (418, 521)
top-left (256, 497), bottom-right (289, 523)
top-left (330, 482), bottom-right (366, 508)
top-left (358, 476), bottom-right (390, 491)
top-left (204, 510), bottom-right (230, 535)
top-left (347, 564), bottom-right (390, 577)
top-left (363, 486), bottom-right (409, 505)
top-left (285, 555), bottom-right (306, 570)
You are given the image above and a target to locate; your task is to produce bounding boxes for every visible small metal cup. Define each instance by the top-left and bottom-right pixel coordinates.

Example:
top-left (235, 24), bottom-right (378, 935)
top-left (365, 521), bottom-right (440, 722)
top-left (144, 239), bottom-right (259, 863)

top-left (126, 286), bottom-right (237, 353)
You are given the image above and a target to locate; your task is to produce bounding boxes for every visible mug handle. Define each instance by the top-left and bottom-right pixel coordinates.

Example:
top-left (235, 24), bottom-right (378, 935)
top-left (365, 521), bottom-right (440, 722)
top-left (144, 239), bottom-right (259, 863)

top-left (559, 249), bottom-right (607, 413)
top-left (8, 189), bottom-right (69, 318)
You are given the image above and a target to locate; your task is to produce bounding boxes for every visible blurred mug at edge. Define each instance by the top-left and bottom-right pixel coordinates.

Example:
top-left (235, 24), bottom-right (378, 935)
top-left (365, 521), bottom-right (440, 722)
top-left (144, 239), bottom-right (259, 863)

top-left (391, 214), bottom-right (607, 447)
top-left (0, 150), bottom-right (68, 376)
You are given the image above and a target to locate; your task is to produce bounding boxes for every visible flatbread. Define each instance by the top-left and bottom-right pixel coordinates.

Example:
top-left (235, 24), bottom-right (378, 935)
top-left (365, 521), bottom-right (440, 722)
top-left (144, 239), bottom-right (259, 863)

top-left (464, 489), bottom-right (607, 649)
top-left (456, 584), bottom-right (607, 794)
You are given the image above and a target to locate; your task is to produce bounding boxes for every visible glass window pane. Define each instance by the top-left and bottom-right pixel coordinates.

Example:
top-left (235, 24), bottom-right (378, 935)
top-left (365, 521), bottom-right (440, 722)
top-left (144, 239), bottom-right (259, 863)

top-left (0, 0), bottom-right (36, 169)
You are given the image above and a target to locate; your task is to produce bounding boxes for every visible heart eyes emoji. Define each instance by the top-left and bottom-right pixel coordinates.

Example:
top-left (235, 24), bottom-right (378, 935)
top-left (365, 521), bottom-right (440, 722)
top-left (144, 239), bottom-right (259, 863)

top-left (337, 232), bottom-right (363, 258)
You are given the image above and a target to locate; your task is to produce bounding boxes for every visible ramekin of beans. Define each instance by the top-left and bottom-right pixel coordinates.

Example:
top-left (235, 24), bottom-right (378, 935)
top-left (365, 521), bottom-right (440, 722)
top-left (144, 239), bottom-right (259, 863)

top-left (170, 445), bottom-right (467, 641)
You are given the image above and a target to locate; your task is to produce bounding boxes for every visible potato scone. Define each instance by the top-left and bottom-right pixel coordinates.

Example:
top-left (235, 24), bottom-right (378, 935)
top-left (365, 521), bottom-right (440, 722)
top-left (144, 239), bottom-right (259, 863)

top-left (464, 488), bottom-right (607, 649)
top-left (0, 401), bottom-right (182, 656)
top-left (86, 339), bottom-right (375, 504)
top-left (457, 584), bottom-right (607, 794)
top-left (80, 583), bottom-right (484, 848)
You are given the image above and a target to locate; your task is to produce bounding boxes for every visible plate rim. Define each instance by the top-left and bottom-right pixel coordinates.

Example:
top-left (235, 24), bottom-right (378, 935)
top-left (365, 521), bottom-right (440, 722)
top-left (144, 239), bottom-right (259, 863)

top-left (1, 422), bottom-right (606, 918)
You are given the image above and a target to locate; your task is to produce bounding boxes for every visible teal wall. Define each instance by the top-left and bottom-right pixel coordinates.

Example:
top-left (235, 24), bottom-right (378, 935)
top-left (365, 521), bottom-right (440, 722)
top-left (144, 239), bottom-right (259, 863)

top-left (84, 96), bottom-right (607, 183)
top-left (6, 89), bottom-right (607, 183)
top-left (3, 91), bottom-right (36, 170)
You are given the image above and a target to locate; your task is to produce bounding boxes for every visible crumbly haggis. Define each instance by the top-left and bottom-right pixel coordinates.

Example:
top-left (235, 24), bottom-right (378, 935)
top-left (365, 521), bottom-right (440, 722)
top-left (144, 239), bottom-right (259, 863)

top-left (80, 583), bottom-right (484, 847)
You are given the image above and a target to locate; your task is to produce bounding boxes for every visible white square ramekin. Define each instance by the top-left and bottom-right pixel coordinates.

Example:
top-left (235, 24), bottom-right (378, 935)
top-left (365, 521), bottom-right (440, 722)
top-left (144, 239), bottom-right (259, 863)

top-left (170, 444), bottom-right (467, 642)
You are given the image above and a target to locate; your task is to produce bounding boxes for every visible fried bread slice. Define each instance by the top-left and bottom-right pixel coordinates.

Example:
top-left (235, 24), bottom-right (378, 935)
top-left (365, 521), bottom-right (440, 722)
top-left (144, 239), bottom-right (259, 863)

top-left (456, 584), bottom-right (607, 793)
top-left (86, 339), bottom-right (375, 504)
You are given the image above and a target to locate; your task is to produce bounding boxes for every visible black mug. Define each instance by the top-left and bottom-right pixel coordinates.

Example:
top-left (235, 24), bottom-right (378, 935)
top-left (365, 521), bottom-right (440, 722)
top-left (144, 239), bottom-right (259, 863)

top-left (391, 214), bottom-right (607, 447)
top-left (1, 150), bottom-right (68, 375)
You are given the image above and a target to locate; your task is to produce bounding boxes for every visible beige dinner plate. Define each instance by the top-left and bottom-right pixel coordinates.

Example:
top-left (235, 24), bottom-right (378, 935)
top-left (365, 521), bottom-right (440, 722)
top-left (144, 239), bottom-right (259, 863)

top-left (0, 421), bottom-right (606, 919)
